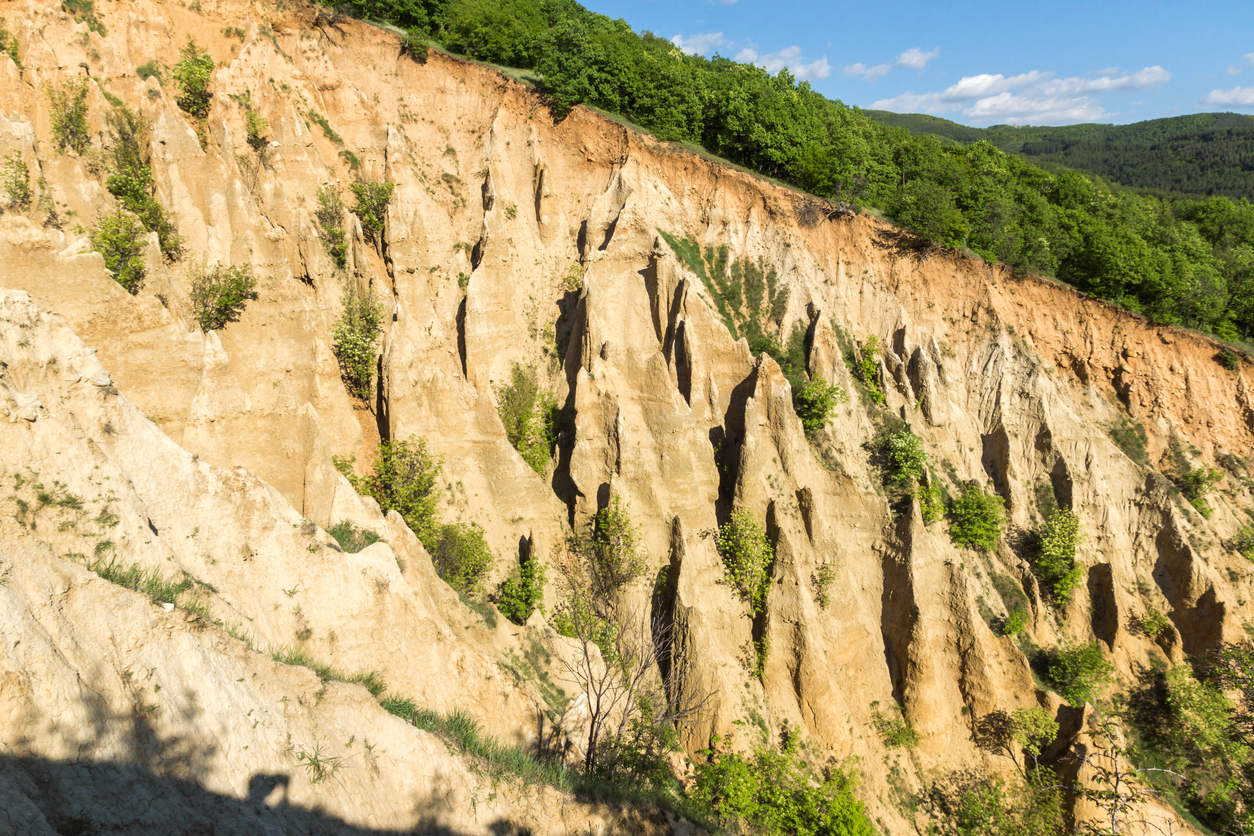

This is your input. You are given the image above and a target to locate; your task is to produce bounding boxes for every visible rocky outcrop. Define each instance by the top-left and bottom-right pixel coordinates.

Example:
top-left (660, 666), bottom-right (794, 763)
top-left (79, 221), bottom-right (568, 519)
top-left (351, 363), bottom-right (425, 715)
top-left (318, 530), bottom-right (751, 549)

top-left (2, 0), bottom-right (1252, 831)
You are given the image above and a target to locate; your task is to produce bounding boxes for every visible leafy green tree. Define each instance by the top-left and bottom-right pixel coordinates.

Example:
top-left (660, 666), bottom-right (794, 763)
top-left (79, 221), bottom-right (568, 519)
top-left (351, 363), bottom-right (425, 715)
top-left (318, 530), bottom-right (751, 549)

top-left (1045, 641), bottom-right (1113, 706)
top-left (1033, 508), bottom-right (1084, 606)
top-left (430, 521), bottom-right (495, 595)
top-left (793, 378), bottom-right (846, 439)
top-left (190, 264), bottom-right (258, 331)
top-left (496, 363), bottom-right (558, 473)
top-left (363, 435), bottom-right (442, 549)
top-left (568, 496), bottom-right (646, 605)
top-left (104, 105), bottom-right (182, 260)
top-left (948, 485), bottom-right (1004, 552)
top-left (88, 209), bottom-right (147, 293)
top-left (332, 282), bottom-right (383, 399)
top-left (691, 731), bottom-right (876, 836)
top-left (171, 37), bottom-right (214, 121)
top-left (1, 153), bottom-right (31, 210)
top-left (495, 553), bottom-right (545, 625)
top-left (48, 78), bottom-right (90, 154)
top-left (350, 180), bottom-right (394, 249)
top-left (716, 509), bottom-right (772, 613)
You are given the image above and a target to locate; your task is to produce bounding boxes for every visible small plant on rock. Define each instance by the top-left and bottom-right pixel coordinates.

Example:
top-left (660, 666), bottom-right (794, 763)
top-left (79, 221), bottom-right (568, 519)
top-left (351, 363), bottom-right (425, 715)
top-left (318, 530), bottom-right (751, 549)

top-left (48, 78), bottom-right (91, 154)
top-left (497, 363), bottom-right (559, 474)
top-left (104, 105), bottom-right (182, 260)
top-left (170, 37), bottom-right (214, 122)
top-left (948, 485), bottom-right (1004, 552)
top-left (363, 435), bottom-right (442, 549)
top-left (716, 509), bottom-right (772, 613)
top-left (496, 555), bottom-right (546, 625)
top-left (919, 478), bottom-right (944, 524)
top-left (1179, 464), bottom-right (1224, 519)
top-left (872, 701), bottom-right (922, 748)
top-left (813, 564), bottom-right (836, 610)
top-left (0, 17), bottom-right (22, 69)
top-left (332, 282), bottom-right (383, 399)
top-left (430, 521), bottom-right (495, 596)
top-left (327, 520), bottom-right (381, 553)
top-left (87, 209), bottom-right (147, 293)
top-left (793, 377), bottom-right (847, 439)
top-left (885, 429), bottom-right (928, 488)
top-left (1045, 641), bottom-right (1114, 706)
top-left (1, 153), bottom-right (31, 211)
top-left (568, 496), bottom-right (647, 603)
top-left (350, 179), bottom-right (394, 249)
top-left (314, 185), bottom-right (347, 268)
top-left (189, 263), bottom-right (257, 331)
top-left (852, 334), bottom-right (886, 406)
top-left (1232, 526), bottom-right (1254, 561)
top-left (1033, 508), bottom-right (1084, 607)
top-left (1137, 608), bottom-right (1171, 640)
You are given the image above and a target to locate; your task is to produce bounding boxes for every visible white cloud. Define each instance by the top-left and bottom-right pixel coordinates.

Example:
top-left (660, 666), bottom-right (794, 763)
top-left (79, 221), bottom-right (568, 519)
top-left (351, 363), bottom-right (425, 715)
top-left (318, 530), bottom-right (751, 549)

top-left (670, 32), bottom-right (726, 56)
top-left (896, 47), bottom-right (939, 70)
top-left (844, 62), bottom-right (891, 80)
top-left (1204, 86), bottom-right (1254, 107)
top-left (737, 45), bottom-right (831, 81)
top-left (1227, 53), bottom-right (1254, 75)
top-left (872, 65), bottom-right (1171, 125)
top-left (963, 92), bottom-right (1109, 125)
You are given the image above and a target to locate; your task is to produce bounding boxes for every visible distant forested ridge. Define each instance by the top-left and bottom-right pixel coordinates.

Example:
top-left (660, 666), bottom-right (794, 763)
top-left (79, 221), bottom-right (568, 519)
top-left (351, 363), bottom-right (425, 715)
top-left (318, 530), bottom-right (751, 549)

top-left (338, 0), bottom-right (1254, 344)
top-left (865, 111), bottom-right (1254, 202)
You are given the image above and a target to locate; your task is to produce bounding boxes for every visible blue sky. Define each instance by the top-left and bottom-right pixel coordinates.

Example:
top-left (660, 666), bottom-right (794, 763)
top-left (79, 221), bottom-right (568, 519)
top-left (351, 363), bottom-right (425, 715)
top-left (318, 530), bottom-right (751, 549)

top-left (579, 0), bottom-right (1254, 126)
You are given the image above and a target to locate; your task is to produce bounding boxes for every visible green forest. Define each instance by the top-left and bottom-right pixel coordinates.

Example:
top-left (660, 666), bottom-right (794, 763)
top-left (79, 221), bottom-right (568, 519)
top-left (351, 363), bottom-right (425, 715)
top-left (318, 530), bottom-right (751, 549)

top-left (337, 0), bottom-right (1254, 345)
top-left (865, 110), bottom-right (1254, 201)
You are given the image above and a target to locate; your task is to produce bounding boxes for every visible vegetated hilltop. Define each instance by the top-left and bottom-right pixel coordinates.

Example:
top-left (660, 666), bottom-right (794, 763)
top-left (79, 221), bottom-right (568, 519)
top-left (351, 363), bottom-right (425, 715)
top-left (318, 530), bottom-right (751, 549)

top-left (2, 0), bottom-right (1254, 834)
top-left (866, 109), bottom-right (1254, 201)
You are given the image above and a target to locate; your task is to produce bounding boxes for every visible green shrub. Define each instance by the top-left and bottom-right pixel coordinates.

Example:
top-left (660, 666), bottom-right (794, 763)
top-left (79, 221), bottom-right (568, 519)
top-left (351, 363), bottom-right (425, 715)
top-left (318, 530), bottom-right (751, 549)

top-left (716, 509), bottom-right (772, 613)
top-left (1217, 349), bottom-right (1241, 371)
top-left (1138, 608), bottom-right (1171, 640)
top-left (307, 110), bottom-right (342, 143)
top-left (104, 105), bottom-right (182, 260)
top-left (350, 180), bottom-right (394, 248)
top-left (314, 185), bottom-right (347, 268)
top-left (793, 378), bottom-right (847, 438)
top-left (0, 17), bottom-right (21, 69)
top-left (1, 153), bottom-right (31, 210)
top-left (170, 37), bottom-right (214, 121)
top-left (948, 485), bottom-right (1004, 552)
top-left (691, 732), bottom-right (876, 836)
top-left (136, 59), bottom-right (162, 82)
top-left (1046, 641), bottom-right (1114, 705)
top-left (872, 701), bottom-right (922, 748)
top-left (497, 363), bottom-right (559, 473)
top-left (813, 564), bottom-right (836, 609)
top-left (189, 263), bottom-right (258, 331)
top-left (1032, 508), bottom-right (1084, 606)
top-left (327, 520), bottom-right (382, 553)
top-left (1106, 415), bottom-right (1149, 468)
top-left (431, 521), bottom-right (495, 596)
top-left (568, 496), bottom-right (647, 602)
top-left (919, 479), bottom-right (944, 524)
top-left (48, 78), bottom-right (90, 154)
top-left (885, 429), bottom-right (928, 487)
top-left (238, 91), bottom-right (269, 151)
top-left (1180, 465), bottom-right (1224, 518)
top-left (87, 209), bottom-right (147, 293)
top-left (852, 335), bottom-right (885, 406)
top-left (1232, 526), bottom-right (1254, 560)
top-left (63, 0), bottom-right (104, 35)
top-left (332, 282), bottom-right (383, 399)
top-left (496, 555), bottom-right (546, 625)
top-left (363, 435), bottom-right (442, 549)
top-left (1001, 610), bottom-right (1028, 636)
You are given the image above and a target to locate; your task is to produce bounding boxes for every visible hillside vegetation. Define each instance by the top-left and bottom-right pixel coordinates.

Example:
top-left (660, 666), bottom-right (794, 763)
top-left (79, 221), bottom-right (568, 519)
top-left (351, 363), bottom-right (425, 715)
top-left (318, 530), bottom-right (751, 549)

top-left (341, 0), bottom-right (1254, 344)
top-left (865, 110), bottom-right (1254, 201)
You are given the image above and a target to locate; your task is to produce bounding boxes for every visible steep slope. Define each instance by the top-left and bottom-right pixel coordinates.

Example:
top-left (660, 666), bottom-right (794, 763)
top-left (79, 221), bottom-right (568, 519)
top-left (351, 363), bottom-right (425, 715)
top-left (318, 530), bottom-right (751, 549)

top-left (2, 0), bottom-right (1254, 833)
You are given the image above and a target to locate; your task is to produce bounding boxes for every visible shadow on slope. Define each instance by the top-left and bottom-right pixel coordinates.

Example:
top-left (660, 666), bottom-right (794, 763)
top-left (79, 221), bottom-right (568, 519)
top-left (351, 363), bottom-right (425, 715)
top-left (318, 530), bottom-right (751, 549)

top-left (0, 751), bottom-right (540, 836)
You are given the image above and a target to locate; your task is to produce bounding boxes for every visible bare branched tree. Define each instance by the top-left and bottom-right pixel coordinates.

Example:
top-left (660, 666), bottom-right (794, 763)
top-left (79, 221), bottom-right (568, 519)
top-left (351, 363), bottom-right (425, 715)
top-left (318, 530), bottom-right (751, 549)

top-left (554, 501), bottom-right (711, 783)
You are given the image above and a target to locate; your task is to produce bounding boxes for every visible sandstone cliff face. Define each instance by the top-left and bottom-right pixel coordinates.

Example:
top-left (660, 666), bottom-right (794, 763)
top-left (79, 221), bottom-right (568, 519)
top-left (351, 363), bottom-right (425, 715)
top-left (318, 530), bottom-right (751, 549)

top-left (1, 0), bottom-right (1252, 832)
